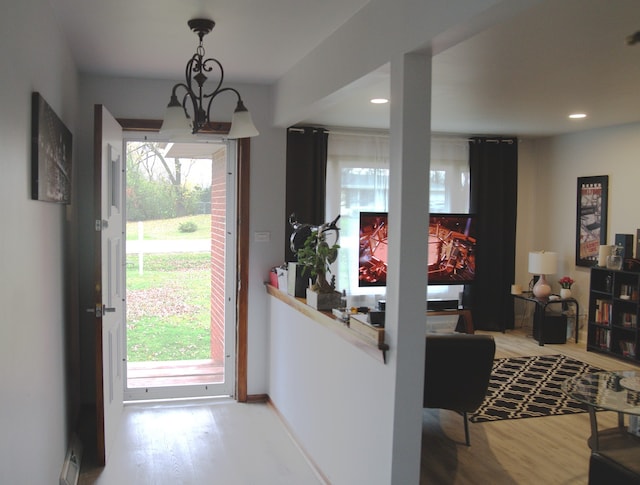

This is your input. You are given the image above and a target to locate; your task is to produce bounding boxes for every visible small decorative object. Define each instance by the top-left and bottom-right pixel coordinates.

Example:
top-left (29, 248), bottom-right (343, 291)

top-left (559, 276), bottom-right (574, 299)
top-left (606, 245), bottom-right (623, 270)
top-left (292, 214), bottom-right (342, 310)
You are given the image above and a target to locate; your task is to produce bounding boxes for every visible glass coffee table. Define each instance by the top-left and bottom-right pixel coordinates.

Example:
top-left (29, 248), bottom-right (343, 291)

top-left (562, 370), bottom-right (640, 451)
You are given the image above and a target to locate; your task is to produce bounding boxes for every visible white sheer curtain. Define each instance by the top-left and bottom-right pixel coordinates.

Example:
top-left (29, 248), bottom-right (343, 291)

top-left (326, 131), bottom-right (469, 299)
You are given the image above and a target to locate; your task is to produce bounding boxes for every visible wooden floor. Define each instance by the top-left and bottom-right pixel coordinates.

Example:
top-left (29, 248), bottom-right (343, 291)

top-left (79, 325), bottom-right (638, 484)
top-left (78, 399), bottom-right (324, 485)
top-left (421, 325), bottom-right (638, 484)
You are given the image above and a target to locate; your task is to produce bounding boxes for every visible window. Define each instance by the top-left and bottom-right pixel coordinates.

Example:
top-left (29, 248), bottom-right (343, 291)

top-left (326, 132), bottom-right (469, 298)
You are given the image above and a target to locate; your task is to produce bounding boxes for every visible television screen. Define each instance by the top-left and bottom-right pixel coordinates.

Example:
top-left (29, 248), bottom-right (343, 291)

top-left (358, 212), bottom-right (477, 286)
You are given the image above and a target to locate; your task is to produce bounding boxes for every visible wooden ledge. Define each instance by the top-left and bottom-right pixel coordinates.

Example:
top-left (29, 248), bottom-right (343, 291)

top-left (265, 284), bottom-right (388, 363)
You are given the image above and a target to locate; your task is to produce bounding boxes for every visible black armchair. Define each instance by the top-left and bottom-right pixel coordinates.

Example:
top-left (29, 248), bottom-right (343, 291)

top-left (423, 333), bottom-right (496, 445)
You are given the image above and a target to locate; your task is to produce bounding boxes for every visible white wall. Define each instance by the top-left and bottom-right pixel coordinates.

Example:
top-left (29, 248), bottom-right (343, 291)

top-left (268, 298), bottom-right (395, 484)
top-left (76, 74), bottom-right (286, 400)
top-left (0, 0), bottom-right (78, 482)
top-left (517, 122), bottom-right (640, 317)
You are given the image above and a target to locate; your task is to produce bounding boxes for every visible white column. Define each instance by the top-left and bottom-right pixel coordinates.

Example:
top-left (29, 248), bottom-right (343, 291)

top-left (386, 50), bottom-right (431, 485)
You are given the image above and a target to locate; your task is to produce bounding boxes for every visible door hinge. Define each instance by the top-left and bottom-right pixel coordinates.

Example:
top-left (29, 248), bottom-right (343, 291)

top-left (95, 219), bottom-right (109, 231)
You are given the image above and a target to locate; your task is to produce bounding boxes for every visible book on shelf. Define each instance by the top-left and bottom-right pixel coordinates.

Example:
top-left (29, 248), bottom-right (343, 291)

top-left (619, 283), bottom-right (639, 301)
top-left (619, 340), bottom-right (636, 357)
top-left (594, 299), bottom-right (612, 324)
top-left (621, 312), bottom-right (638, 328)
top-left (594, 327), bottom-right (611, 349)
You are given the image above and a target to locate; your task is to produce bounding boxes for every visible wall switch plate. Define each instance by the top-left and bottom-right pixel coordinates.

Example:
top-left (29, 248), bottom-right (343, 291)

top-left (254, 231), bottom-right (271, 242)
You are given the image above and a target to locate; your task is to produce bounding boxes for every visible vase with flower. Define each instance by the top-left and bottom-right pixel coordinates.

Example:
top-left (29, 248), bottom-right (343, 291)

top-left (559, 276), bottom-right (574, 299)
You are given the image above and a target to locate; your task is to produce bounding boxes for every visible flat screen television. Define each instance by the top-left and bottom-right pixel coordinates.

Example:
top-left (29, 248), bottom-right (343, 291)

top-left (358, 211), bottom-right (477, 287)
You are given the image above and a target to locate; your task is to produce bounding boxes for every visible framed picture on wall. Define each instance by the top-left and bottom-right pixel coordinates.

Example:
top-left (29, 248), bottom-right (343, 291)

top-left (576, 175), bottom-right (608, 267)
top-left (31, 92), bottom-right (73, 204)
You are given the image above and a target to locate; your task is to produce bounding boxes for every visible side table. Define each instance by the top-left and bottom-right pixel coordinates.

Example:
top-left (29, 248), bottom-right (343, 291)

top-left (512, 291), bottom-right (579, 346)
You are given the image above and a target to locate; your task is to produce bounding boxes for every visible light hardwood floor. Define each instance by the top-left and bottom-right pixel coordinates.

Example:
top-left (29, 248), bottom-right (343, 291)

top-left (78, 399), bottom-right (324, 485)
top-left (80, 326), bottom-right (637, 484)
top-left (421, 326), bottom-right (638, 484)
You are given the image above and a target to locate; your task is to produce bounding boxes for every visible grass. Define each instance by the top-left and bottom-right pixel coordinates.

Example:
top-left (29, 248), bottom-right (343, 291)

top-left (126, 251), bottom-right (212, 362)
top-left (126, 214), bottom-right (211, 240)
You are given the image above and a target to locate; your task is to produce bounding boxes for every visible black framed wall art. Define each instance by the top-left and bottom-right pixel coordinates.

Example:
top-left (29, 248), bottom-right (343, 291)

top-left (576, 175), bottom-right (608, 267)
top-left (31, 92), bottom-right (73, 204)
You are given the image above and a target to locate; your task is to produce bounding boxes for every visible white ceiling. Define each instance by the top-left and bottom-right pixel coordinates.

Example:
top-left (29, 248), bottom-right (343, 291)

top-left (48, 0), bottom-right (640, 137)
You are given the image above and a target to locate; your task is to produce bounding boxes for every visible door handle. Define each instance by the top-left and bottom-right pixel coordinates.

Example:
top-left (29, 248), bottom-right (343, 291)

top-left (85, 304), bottom-right (116, 318)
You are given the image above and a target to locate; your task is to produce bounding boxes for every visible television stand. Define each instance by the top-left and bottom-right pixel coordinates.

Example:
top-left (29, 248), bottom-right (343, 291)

top-left (426, 300), bottom-right (474, 334)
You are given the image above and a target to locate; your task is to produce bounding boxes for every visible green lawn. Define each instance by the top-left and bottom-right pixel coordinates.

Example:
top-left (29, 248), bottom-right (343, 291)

top-left (126, 214), bottom-right (212, 240)
top-left (126, 252), bottom-right (211, 361)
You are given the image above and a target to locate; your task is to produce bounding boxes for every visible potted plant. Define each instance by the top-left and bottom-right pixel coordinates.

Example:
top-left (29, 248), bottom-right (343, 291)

top-left (295, 216), bottom-right (341, 310)
top-left (558, 276), bottom-right (574, 299)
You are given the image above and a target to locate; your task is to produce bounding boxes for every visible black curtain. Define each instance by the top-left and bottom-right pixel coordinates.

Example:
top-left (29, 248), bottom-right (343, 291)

top-left (467, 137), bottom-right (518, 331)
top-left (285, 127), bottom-right (329, 262)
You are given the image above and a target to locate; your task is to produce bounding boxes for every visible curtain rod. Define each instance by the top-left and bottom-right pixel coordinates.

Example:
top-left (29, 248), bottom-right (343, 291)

top-left (288, 126), bottom-right (517, 144)
top-left (468, 137), bottom-right (516, 144)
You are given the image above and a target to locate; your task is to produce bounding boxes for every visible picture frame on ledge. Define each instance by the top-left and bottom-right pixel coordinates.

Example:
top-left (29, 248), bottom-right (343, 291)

top-left (576, 175), bottom-right (608, 267)
top-left (31, 92), bottom-right (73, 204)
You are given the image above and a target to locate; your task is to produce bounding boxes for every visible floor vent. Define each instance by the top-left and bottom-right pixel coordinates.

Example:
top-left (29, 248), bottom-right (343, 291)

top-left (59, 434), bottom-right (82, 485)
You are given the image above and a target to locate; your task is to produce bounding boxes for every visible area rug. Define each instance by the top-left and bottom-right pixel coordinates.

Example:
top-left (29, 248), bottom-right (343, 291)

top-left (469, 354), bottom-right (602, 423)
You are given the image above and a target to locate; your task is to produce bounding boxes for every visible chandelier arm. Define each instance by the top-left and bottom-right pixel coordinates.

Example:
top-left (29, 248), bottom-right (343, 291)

top-left (204, 86), bottom-right (243, 126)
top-left (169, 82), bottom-right (196, 119)
top-left (201, 57), bottom-right (225, 95)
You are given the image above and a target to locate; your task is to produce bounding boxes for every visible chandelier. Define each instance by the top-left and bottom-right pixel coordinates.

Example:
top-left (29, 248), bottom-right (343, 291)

top-left (160, 18), bottom-right (259, 138)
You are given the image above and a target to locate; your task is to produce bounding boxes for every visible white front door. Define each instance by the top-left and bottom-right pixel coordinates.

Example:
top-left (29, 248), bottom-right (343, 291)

top-left (93, 105), bottom-right (125, 465)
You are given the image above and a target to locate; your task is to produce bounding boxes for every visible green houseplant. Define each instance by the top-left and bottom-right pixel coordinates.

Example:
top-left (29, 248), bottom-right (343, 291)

top-left (296, 231), bottom-right (339, 293)
top-left (293, 215), bottom-right (341, 310)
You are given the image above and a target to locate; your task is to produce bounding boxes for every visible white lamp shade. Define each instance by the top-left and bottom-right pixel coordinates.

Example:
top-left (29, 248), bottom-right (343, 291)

top-left (160, 104), bottom-right (192, 137)
top-left (528, 251), bottom-right (558, 275)
top-left (227, 106), bottom-right (259, 139)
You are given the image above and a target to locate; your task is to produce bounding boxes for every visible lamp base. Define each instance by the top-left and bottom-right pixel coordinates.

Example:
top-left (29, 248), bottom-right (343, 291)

top-left (533, 275), bottom-right (552, 299)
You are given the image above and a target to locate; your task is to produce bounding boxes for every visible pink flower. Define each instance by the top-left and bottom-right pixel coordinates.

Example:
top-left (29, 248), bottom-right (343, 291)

top-left (559, 276), bottom-right (574, 289)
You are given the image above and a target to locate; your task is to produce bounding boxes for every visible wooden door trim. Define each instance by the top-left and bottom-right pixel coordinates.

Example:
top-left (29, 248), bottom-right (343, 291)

top-left (236, 138), bottom-right (250, 402)
top-left (118, 119), bottom-right (249, 402)
top-left (94, 105), bottom-right (106, 465)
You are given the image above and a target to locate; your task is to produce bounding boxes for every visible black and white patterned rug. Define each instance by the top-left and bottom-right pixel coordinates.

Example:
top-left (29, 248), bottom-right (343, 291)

top-left (469, 354), bottom-right (602, 423)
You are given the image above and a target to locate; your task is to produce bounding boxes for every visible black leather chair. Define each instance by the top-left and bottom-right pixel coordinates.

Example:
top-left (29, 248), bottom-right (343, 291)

top-left (423, 333), bottom-right (496, 445)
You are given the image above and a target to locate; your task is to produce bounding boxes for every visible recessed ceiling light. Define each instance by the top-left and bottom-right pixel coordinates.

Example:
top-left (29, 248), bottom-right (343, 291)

top-left (569, 113), bottom-right (587, 119)
top-left (370, 98), bottom-right (389, 104)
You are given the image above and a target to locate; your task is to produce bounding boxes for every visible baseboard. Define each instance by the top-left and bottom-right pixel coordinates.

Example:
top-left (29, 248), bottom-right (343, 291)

top-left (266, 397), bottom-right (331, 485)
top-left (246, 393), bottom-right (269, 403)
top-left (59, 433), bottom-right (82, 485)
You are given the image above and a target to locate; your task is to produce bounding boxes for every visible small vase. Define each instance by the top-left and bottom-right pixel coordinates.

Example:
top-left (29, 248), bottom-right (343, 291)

top-left (560, 288), bottom-right (572, 299)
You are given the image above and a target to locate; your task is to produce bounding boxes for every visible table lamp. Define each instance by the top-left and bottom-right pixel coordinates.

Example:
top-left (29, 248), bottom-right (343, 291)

top-left (528, 251), bottom-right (557, 298)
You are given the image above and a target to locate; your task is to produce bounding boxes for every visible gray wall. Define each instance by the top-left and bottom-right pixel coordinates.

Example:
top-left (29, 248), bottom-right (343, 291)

top-left (0, 0), bottom-right (78, 482)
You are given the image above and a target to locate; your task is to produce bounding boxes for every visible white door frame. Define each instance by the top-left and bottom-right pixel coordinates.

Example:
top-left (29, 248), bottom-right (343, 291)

top-left (121, 133), bottom-right (237, 401)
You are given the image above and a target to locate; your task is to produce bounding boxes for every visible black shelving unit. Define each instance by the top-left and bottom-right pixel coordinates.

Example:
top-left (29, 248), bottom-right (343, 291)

top-left (587, 267), bottom-right (640, 364)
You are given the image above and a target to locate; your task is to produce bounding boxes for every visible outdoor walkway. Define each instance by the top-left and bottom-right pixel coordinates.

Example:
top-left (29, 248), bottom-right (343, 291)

top-left (126, 239), bottom-right (209, 253)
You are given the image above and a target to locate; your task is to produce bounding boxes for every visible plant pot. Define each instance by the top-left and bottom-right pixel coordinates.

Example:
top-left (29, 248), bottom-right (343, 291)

top-left (560, 288), bottom-right (572, 299)
top-left (306, 288), bottom-right (342, 311)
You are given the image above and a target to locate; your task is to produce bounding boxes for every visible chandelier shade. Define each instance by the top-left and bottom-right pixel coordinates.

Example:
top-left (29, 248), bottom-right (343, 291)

top-left (160, 18), bottom-right (259, 139)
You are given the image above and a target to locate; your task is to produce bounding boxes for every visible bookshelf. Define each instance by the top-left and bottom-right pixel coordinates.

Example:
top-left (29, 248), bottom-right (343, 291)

top-left (587, 267), bottom-right (640, 364)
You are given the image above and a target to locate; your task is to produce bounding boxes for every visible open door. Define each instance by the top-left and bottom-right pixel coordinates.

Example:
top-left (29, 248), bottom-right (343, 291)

top-left (92, 105), bottom-right (125, 465)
